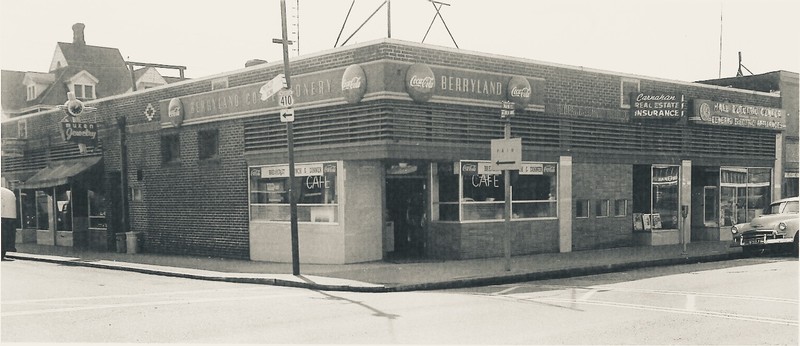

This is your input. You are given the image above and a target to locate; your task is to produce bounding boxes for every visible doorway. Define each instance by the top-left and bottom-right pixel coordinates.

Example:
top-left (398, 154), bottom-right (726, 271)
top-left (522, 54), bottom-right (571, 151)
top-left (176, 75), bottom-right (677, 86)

top-left (385, 163), bottom-right (427, 260)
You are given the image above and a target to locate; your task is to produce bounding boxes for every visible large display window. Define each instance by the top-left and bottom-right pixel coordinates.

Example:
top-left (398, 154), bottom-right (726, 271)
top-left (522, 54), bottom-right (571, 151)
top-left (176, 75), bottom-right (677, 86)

top-left (633, 165), bottom-right (679, 231)
top-left (249, 161), bottom-right (339, 223)
top-left (719, 167), bottom-right (771, 226)
top-left (15, 187), bottom-right (107, 231)
top-left (436, 161), bottom-right (558, 222)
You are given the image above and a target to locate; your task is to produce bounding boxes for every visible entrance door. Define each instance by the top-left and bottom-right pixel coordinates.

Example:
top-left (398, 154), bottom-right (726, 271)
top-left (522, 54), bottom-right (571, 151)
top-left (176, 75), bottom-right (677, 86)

top-left (386, 175), bottom-right (426, 259)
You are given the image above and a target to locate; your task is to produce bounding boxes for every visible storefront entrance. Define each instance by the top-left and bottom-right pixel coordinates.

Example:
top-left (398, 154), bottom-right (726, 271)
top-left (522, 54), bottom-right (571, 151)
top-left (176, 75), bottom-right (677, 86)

top-left (385, 162), bottom-right (427, 260)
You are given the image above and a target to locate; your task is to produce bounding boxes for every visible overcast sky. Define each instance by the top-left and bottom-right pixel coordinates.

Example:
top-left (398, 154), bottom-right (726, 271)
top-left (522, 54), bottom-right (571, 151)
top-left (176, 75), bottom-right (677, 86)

top-left (1, 0), bottom-right (797, 82)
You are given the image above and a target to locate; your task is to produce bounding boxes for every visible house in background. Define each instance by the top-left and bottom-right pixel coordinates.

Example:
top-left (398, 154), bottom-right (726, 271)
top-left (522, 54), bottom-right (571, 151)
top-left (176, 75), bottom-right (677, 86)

top-left (1, 23), bottom-right (185, 120)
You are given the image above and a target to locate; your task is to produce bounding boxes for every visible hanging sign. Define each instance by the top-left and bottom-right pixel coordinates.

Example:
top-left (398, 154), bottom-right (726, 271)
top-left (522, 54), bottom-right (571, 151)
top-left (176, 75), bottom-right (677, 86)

top-left (60, 121), bottom-right (98, 146)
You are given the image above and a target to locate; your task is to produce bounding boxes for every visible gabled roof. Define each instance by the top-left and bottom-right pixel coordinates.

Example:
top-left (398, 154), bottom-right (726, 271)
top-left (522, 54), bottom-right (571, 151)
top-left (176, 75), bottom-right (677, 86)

top-left (54, 42), bottom-right (132, 96)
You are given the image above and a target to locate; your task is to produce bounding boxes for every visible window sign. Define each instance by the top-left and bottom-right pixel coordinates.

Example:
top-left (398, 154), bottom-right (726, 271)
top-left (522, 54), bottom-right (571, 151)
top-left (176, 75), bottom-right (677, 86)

top-left (249, 162), bottom-right (339, 223)
top-left (437, 160), bottom-right (558, 222)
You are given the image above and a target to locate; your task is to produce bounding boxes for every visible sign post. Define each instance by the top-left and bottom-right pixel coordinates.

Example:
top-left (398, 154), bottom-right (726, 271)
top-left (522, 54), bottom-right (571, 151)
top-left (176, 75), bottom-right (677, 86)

top-left (276, 0), bottom-right (300, 276)
top-left (493, 101), bottom-right (520, 271)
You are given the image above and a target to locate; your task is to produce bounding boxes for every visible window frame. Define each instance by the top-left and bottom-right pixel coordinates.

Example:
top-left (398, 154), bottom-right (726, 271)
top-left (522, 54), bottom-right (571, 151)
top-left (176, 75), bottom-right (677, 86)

top-left (160, 133), bottom-right (181, 165)
top-left (576, 199), bottom-right (590, 218)
top-left (249, 161), bottom-right (340, 224)
top-left (620, 78), bottom-right (640, 109)
top-left (438, 160), bottom-right (558, 222)
top-left (595, 199), bottom-right (610, 218)
top-left (198, 129), bottom-right (220, 161)
top-left (614, 199), bottom-right (627, 217)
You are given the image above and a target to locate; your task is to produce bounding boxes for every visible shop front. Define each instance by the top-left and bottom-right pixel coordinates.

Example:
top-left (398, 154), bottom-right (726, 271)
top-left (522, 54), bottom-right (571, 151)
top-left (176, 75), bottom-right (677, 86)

top-left (13, 156), bottom-right (106, 248)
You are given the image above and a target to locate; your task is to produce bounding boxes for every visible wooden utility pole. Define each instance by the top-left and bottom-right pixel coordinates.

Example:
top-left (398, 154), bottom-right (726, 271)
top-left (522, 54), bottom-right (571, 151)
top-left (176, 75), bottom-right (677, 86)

top-left (277, 0), bottom-right (300, 275)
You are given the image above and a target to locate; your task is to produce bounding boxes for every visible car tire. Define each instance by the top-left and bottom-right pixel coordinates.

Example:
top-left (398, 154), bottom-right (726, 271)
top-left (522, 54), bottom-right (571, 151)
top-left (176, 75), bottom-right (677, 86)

top-left (793, 233), bottom-right (799, 257)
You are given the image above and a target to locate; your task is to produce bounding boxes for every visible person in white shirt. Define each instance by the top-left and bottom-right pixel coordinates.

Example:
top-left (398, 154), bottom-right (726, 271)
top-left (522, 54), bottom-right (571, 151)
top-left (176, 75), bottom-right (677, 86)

top-left (1, 187), bottom-right (17, 261)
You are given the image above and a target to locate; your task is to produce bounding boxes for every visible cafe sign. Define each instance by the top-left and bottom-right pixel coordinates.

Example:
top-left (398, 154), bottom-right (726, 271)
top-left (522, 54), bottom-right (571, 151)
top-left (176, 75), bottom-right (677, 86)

top-left (630, 92), bottom-right (685, 120)
top-left (691, 99), bottom-right (786, 130)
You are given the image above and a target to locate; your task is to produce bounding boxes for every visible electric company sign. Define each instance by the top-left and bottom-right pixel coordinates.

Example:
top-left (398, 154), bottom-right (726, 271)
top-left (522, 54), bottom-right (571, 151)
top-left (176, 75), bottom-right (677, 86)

top-left (691, 99), bottom-right (786, 130)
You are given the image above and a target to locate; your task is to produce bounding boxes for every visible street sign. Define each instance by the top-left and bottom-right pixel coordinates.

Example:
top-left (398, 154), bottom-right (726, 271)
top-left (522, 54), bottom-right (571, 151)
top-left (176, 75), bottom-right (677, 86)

top-left (500, 101), bottom-right (515, 119)
top-left (278, 89), bottom-right (294, 108)
top-left (491, 138), bottom-right (522, 170)
top-left (280, 108), bottom-right (295, 123)
top-left (259, 74), bottom-right (287, 100)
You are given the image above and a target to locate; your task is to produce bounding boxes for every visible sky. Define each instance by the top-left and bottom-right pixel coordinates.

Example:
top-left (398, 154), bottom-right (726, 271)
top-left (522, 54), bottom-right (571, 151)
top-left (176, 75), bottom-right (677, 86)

top-left (0, 0), bottom-right (797, 82)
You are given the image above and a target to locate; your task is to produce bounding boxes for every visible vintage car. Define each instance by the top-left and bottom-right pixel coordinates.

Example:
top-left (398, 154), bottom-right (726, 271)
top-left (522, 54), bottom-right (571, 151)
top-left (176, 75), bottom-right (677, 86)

top-left (731, 197), bottom-right (799, 255)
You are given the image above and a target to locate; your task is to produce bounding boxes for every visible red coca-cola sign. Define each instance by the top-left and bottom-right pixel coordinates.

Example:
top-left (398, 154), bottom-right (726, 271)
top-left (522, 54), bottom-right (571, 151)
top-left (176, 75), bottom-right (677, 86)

top-left (405, 63), bottom-right (435, 103)
top-left (341, 64), bottom-right (367, 104)
top-left (507, 76), bottom-right (532, 109)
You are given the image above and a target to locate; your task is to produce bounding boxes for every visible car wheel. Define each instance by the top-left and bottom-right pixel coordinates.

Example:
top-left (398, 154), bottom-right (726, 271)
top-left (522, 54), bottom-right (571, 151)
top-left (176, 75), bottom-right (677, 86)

top-left (793, 233), bottom-right (799, 257)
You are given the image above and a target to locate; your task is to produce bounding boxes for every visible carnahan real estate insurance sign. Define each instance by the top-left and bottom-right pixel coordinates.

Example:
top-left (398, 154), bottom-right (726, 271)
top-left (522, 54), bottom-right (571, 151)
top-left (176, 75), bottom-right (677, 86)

top-left (691, 99), bottom-right (786, 130)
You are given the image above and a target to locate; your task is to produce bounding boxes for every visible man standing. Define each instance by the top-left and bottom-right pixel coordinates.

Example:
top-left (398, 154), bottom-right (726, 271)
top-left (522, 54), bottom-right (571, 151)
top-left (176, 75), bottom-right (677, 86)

top-left (1, 187), bottom-right (17, 261)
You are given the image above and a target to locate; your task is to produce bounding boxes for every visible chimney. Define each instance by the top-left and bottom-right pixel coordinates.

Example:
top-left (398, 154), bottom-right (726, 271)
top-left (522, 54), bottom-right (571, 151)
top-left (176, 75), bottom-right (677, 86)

top-left (72, 23), bottom-right (86, 47)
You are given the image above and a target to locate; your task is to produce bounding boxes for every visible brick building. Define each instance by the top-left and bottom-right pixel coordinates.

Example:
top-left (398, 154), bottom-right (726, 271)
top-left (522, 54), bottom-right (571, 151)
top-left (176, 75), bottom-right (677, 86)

top-left (1, 39), bottom-right (792, 263)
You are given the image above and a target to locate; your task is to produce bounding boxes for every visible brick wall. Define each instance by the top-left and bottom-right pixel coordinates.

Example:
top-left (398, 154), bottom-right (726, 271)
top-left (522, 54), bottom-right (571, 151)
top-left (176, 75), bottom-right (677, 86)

top-left (572, 163), bottom-right (633, 251)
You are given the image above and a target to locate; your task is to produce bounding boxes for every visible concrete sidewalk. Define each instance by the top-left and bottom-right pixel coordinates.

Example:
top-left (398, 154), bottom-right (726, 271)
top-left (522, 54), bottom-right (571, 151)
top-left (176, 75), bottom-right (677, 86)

top-left (5, 241), bottom-right (743, 292)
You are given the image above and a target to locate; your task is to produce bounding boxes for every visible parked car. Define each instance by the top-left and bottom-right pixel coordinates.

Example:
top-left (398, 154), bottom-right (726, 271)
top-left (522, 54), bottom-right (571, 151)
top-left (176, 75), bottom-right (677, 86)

top-left (731, 197), bottom-right (799, 255)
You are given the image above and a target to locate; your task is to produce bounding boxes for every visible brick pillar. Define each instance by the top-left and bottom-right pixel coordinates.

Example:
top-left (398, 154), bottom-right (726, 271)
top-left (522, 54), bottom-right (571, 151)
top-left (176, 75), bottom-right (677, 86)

top-left (559, 156), bottom-right (572, 252)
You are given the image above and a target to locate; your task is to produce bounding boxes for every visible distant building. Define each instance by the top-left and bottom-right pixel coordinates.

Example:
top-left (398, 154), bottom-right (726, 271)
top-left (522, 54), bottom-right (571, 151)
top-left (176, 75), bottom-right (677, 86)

top-left (1, 23), bottom-right (183, 119)
top-left (698, 71), bottom-right (799, 198)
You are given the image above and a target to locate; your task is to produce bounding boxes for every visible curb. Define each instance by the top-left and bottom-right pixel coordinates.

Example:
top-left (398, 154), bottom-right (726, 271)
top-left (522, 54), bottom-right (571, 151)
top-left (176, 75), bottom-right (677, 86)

top-left (8, 251), bottom-right (745, 293)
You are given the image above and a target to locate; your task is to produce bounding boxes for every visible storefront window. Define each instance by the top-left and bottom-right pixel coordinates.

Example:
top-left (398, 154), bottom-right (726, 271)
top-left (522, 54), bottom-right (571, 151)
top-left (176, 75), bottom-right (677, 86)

top-left (720, 167), bottom-right (771, 226)
top-left (437, 163), bottom-right (460, 221)
top-left (436, 161), bottom-right (558, 222)
top-left (17, 190), bottom-right (36, 229)
top-left (652, 165), bottom-right (679, 229)
top-left (249, 162), bottom-right (339, 223)
top-left (88, 190), bottom-right (107, 229)
top-left (36, 190), bottom-right (49, 230)
top-left (55, 186), bottom-right (71, 231)
top-left (703, 186), bottom-right (718, 226)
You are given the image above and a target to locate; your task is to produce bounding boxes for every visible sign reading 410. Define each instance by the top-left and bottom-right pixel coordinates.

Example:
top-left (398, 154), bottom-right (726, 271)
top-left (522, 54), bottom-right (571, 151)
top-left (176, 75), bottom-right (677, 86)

top-left (278, 89), bottom-right (294, 108)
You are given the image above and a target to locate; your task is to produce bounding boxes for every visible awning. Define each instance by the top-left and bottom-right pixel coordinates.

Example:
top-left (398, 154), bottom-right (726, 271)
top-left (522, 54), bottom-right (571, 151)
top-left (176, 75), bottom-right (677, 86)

top-left (19, 156), bottom-right (103, 190)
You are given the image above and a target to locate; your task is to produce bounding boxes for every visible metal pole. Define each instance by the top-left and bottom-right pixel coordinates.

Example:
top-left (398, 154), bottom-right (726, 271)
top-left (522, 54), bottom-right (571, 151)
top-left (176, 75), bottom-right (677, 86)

top-left (503, 118), bottom-right (511, 271)
top-left (280, 0), bottom-right (300, 275)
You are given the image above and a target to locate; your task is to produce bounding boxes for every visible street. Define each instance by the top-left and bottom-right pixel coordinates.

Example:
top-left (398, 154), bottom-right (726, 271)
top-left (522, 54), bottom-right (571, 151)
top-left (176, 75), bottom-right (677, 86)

top-left (1, 256), bottom-right (797, 344)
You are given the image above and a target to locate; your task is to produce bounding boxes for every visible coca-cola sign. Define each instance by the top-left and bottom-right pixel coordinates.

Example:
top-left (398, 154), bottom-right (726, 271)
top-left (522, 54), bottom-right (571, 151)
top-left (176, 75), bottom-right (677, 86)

top-left (167, 97), bottom-right (184, 127)
top-left (506, 76), bottom-right (532, 109)
top-left (341, 64), bottom-right (367, 104)
top-left (405, 63), bottom-right (435, 102)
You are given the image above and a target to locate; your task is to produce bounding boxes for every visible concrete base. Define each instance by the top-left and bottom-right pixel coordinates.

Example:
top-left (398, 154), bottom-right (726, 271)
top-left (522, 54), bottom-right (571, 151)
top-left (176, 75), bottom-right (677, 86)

top-left (633, 229), bottom-right (680, 246)
top-left (16, 229), bottom-right (36, 243)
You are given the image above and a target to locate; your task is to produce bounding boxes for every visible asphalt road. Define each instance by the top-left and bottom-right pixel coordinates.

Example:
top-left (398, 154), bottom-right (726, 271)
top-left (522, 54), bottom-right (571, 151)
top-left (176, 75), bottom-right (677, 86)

top-left (1, 256), bottom-right (797, 344)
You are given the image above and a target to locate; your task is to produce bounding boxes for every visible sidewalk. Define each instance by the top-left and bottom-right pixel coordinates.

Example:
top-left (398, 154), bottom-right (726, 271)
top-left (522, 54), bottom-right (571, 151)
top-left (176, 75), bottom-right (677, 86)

top-left (6, 241), bottom-right (743, 292)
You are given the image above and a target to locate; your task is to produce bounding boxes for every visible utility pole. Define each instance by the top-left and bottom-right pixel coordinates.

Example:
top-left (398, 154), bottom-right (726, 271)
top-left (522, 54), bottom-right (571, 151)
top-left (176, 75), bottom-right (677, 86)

top-left (276, 0), bottom-right (300, 275)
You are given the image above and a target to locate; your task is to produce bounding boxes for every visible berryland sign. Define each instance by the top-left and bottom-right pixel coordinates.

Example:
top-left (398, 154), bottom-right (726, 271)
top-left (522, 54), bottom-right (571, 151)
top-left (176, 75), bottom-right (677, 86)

top-left (159, 61), bottom-right (547, 125)
top-left (691, 99), bottom-right (786, 130)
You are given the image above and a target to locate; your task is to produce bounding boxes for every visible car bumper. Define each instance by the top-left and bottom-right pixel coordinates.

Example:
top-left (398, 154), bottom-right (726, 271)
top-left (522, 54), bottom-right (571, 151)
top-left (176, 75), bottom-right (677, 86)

top-left (735, 231), bottom-right (794, 247)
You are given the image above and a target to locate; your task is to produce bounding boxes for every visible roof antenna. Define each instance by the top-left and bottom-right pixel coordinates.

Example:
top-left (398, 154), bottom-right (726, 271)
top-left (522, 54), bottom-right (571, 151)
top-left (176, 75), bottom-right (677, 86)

top-left (336, 0), bottom-right (390, 47)
top-left (736, 51), bottom-right (753, 77)
top-left (422, 0), bottom-right (458, 49)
